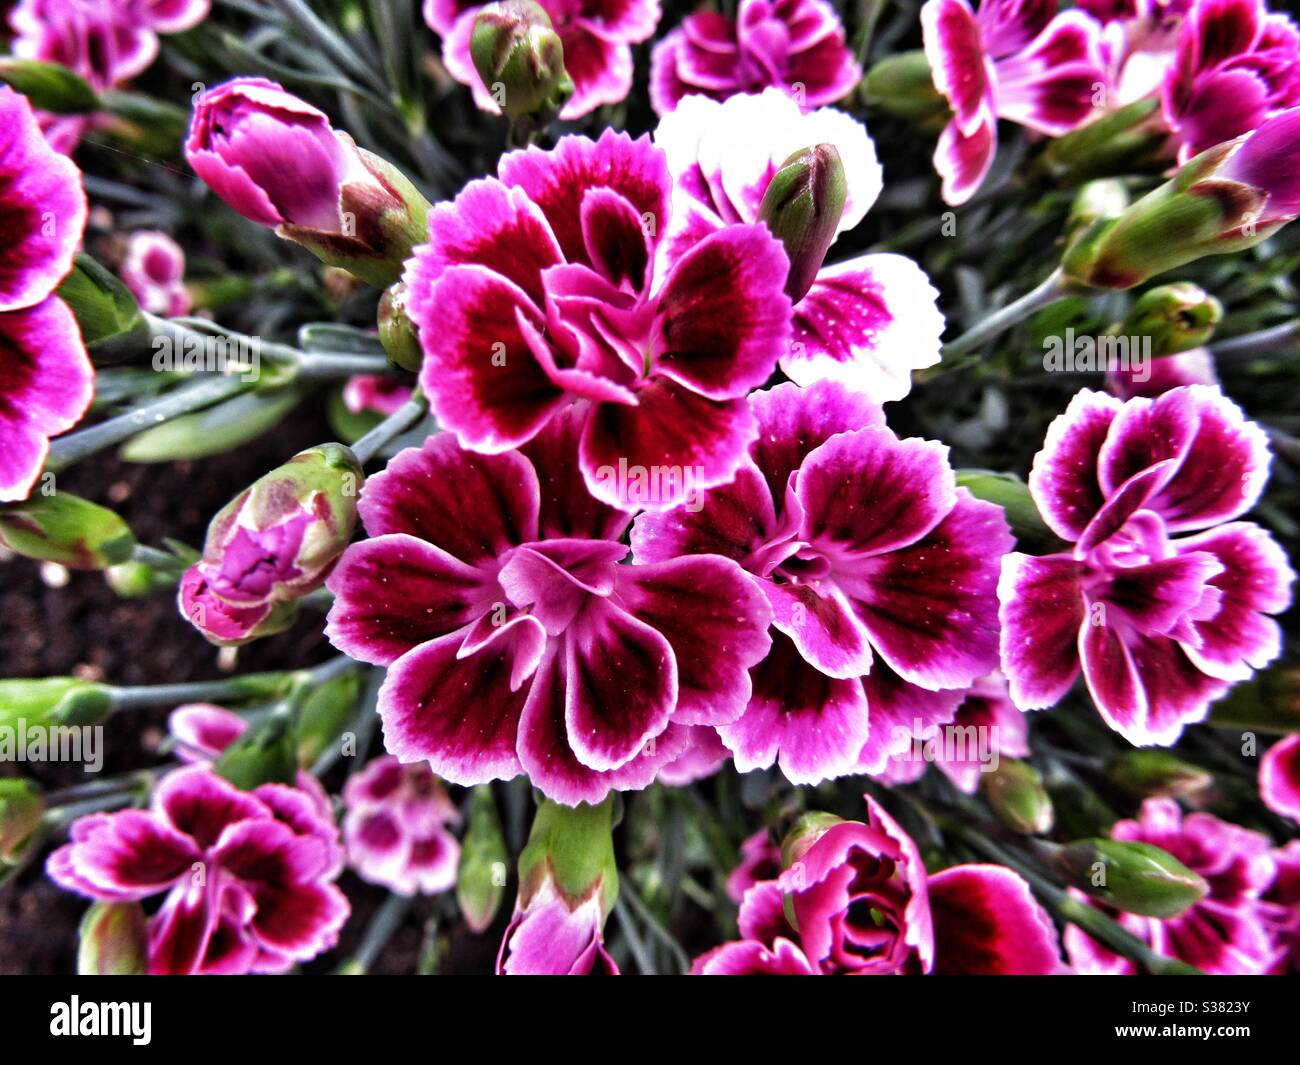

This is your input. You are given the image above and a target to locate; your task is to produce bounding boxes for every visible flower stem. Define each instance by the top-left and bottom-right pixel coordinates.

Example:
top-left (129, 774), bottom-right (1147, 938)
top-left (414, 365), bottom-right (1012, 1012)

top-left (935, 268), bottom-right (1071, 367)
top-left (338, 892), bottom-right (414, 974)
top-left (1208, 319), bottom-right (1300, 360)
top-left (46, 374), bottom-right (249, 472)
top-left (107, 655), bottom-right (361, 712)
top-left (352, 393), bottom-right (429, 464)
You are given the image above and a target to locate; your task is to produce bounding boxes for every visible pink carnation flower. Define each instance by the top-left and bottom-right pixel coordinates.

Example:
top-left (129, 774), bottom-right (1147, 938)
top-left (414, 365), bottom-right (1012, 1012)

top-left (120, 230), bottom-right (191, 316)
top-left (403, 128), bottom-right (795, 512)
top-left (1106, 347), bottom-right (1218, 399)
top-left (343, 756), bottom-right (461, 896)
top-left (324, 408), bottom-right (774, 806)
top-left (999, 386), bottom-right (1294, 745)
top-left (633, 379), bottom-right (1012, 785)
top-left (649, 0), bottom-right (861, 116)
top-left (921, 0), bottom-right (1107, 203)
top-left (1260, 732), bottom-right (1300, 822)
top-left (47, 765), bottom-right (348, 975)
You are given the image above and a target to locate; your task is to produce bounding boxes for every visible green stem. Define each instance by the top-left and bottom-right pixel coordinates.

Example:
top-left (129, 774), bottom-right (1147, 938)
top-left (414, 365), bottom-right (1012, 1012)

top-left (1209, 319), bottom-right (1300, 360)
top-left (46, 375), bottom-right (248, 472)
top-left (352, 394), bottom-right (429, 464)
top-left (339, 893), bottom-right (414, 974)
top-left (108, 655), bottom-right (360, 711)
top-left (936, 268), bottom-right (1071, 366)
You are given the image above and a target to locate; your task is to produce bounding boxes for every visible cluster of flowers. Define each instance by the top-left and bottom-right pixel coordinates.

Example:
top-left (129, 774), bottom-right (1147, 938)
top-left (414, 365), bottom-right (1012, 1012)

top-left (0, 0), bottom-right (1295, 977)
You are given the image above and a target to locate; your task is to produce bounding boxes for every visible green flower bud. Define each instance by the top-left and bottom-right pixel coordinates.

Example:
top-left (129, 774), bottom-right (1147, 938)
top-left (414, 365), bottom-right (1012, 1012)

top-left (105, 560), bottom-right (161, 598)
top-left (861, 51), bottom-right (949, 126)
top-left (0, 492), bottom-right (135, 570)
top-left (1116, 283), bottom-right (1222, 357)
top-left (77, 902), bottom-right (149, 975)
top-left (0, 779), bottom-right (44, 862)
top-left (1062, 111), bottom-right (1300, 289)
top-left (458, 786), bottom-right (510, 933)
top-left (0, 57), bottom-right (99, 113)
top-left (1106, 750), bottom-right (1213, 799)
top-left (780, 811), bottom-right (845, 872)
top-left (293, 671), bottom-right (362, 767)
top-left (0, 678), bottom-right (113, 731)
top-left (758, 144), bottom-right (847, 302)
top-left (471, 1), bottom-right (574, 126)
top-left (55, 253), bottom-right (147, 362)
top-left (1053, 838), bottom-right (1208, 918)
top-left (517, 796), bottom-right (618, 918)
top-left (982, 760), bottom-right (1054, 835)
top-left (1039, 97), bottom-right (1170, 185)
top-left (378, 282), bottom-right (423, 373)
top-left (1066, 178), bottom-right (1130, 243)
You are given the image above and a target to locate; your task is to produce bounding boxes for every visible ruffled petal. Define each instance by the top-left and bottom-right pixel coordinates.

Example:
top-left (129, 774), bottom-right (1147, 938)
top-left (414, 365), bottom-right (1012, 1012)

top-left (998, 552), bottom-right (1085, 709)
top-left (928, 864), bottom-right (1064, 974)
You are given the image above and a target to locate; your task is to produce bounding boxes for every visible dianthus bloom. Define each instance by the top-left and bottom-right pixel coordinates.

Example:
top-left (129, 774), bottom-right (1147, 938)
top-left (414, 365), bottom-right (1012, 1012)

top-left (649, 0), bottom-right (861, 116)
top-left (1064, 798), bottom-right (1277, 973)
top-left (879, 672), bottom-right (1029, 793)
top-left (119, 230), bottom-right (190, 316)
top-left (921, 0), bottom-right (1107, 203)
top-left (343, 375), bottom-right (415, 417)
top-left (1261, 840), bottom-right (1300, 973)
top-left (47, 765), bottom-right (348, 975)
top-left (424, 0), bottom-right (659, 119)
top-left (403, 129), bottom-right (794, 511)
top-left (694, 797), bottom-right (1062, 974)
top-left (655, 90), bottom-right (945, 401)
top-left (1160, 0), bottom-right (1300, 161)
top-left (633, 379), bottom-right (1011, 785)
top-left (999, 386), bottom-right (1294, 745)
top-left (325, 408), bottom-right (773, 806)
top-left (0, 87), bottom-right (92, 503)
top-left (343, 756), bottom-right (461, 896)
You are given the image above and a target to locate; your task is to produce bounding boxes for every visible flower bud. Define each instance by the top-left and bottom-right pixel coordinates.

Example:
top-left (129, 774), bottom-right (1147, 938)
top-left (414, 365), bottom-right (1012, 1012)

top-left (1053, 838), bottom-right (1208, 918)
top-left (499, 797), bottom-right (619, 974)
top-left (179, 564), bottom-right (300, 646)
top-left (1106, 750), bottom-right (1213, 800)
top-left (378, 282), bottom-right (423, 373)
top-left (0, 492), bottom-right (135, 570)
top-left (470, 1), bottom-right (574, 126)
top-left (983, 760), bottom-right (1054, 835)
top-left (77, 901), bottom-right (148, 975)
top-left (0, 779), bottom-right (43, 862)
top-left (861, 51), bottom-right (948, 126)
top-left (1065, 179), bottom-right (1130, 243)
top-left (105, 560), bottom-right (159, 598)
top-left (758, 144), bottom-right (847, 302)
top-left (1116, 283), bottom-right (1222, 357)
top-left (0, 57), bottom-right (98, 114)
top-left (1062, 108), bottom-right (1300, 290)
top-left (1040, 97), bottom-right (1170, 185)
top-left (458, 786), bottom-right (510, 933)
top-left (198, 443), bottom-right (363, 609)
top-left (0, 677), bottom-right (112, 731)
top-left (185, 78), bottom-right (430, 287)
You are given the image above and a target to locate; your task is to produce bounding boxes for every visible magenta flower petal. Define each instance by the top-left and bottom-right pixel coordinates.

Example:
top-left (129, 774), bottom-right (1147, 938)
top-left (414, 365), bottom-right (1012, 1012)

top-left (922, 0), bottom-right (994, 131)
top-left (855, 665), bottom-right (967, 774)
top-left (1028, 388), bottom-right (1122, 541)
top-left (0, 296), bottom-right (94, 502)
top-left (748, 378), bottom-right (885, 499)
top-left (1097, 386), bottom-right (1271, 533)
top-left (520, 404), bottom-right (632, 542)
top-left (168, 702), bottom-right (247, 761)
top-left (1122, 634), bottom-right (1232, 744)
top-left (579, 380), bottom-right (759, 511)
top-left (1261, 735), bottom-right (1300, 821)
top-left (0, 86), bottom-right (86, 311)
top-left (765, 582), bottom-right (875, 680)
top-left (498, 131), bottom-right (671, 270)
top-left (326, 534), bottom-right (494, 666)
top-left (47, 810), bottom-right (199, 901)
top-left (248, 880), bottom-right (349, 960)
top-left (656, 725), bottom-right (731, 785)
top-left (357, 434), bottom-right (539, 557)
top-left (413, 265), bottom-right (568, 452)
top-left (148, 878), bottom-right (217, 976)
top-left (153, 765), bottom-right (272, 850)
top-left (629, 458), bottom-right (778, 566)
top-left (498, 884), bottom-right (620, 974)
top-left (653, 224), bottom-right (792, 400)
top-left (834, 491), bottom-right (1012, 690)
top-left (994, 11), bottom-right (1106, 135)
top-left (378, 626), bottom-right (539, 785)
top-left (614, 555), bottom-right (773, 726)
top-left (692, 935), bottom-right (818, 974)
top-left (415, 178), bottom-right (563, 306)
top-left (783, 254), bottom-right (945, 403)
top-left (718, 632), bottom-right (870, 783)
top-left (998, 552), bottom-right (1086, 709)
top-left (928, 864), bottom-right (1063, 974)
